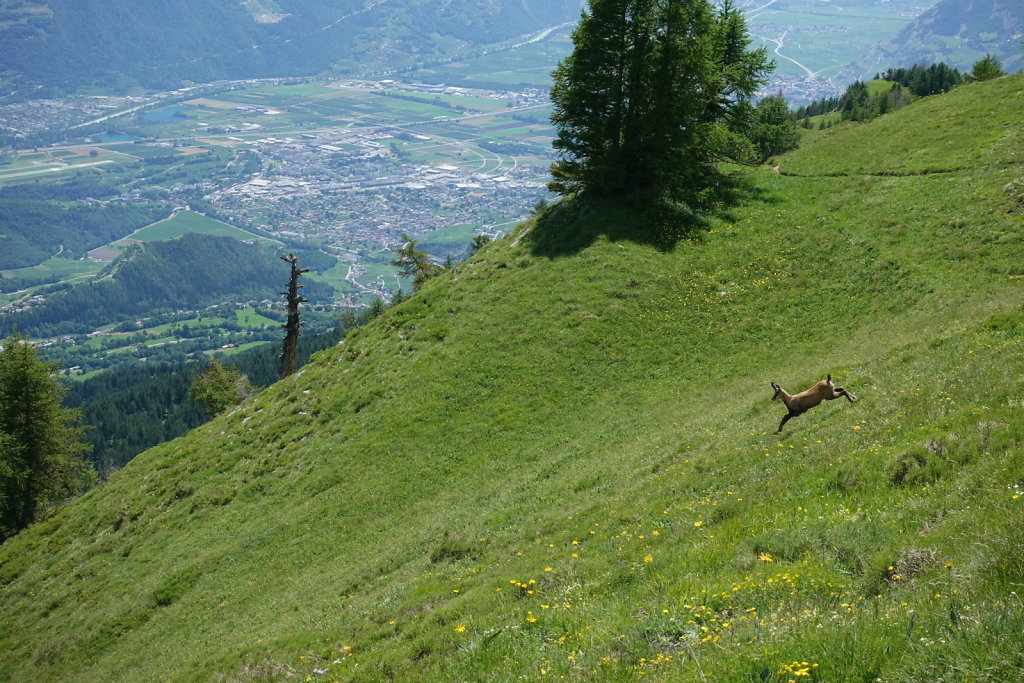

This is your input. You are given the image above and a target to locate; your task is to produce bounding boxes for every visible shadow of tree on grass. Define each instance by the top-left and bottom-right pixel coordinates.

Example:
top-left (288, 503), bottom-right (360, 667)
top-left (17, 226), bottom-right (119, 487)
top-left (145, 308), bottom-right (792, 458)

top-left (527, 176), bottom-right (770, 258)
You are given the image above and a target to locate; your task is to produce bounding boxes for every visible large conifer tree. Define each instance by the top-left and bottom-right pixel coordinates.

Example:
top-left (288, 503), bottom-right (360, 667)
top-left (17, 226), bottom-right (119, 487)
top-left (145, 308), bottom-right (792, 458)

top-left (549, 0), bottom-right (771, 199)
top-left (0, 335), bottom-right (92, 539)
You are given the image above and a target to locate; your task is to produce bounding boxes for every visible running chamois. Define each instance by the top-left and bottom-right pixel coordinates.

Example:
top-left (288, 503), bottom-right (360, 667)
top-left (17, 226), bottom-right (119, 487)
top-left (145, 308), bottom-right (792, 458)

top-left (770, 375), bottom-right (856, 433)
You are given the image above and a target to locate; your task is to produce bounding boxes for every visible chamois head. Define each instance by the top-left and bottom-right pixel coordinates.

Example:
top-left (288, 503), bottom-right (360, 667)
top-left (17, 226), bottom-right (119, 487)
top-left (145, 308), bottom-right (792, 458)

top-left (770, 382), bottom-right (783, 401)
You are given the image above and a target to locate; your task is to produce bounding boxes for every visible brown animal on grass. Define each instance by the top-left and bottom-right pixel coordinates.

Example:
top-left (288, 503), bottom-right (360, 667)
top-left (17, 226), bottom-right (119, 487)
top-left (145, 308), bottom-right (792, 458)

top-left (770, 374), bottom-right (856, 433)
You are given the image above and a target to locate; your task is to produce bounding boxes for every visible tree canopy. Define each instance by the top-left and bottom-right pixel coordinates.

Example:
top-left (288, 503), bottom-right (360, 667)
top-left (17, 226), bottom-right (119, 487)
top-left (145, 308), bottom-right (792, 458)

top-left (749, 94), bottom-right (800, 162)
top-left (548, 0), bottom-right (772, 200)
top-left (0, 335), bottom-right (93, 540)
top-left (969, 54), bottom-right (1005, 82)
top-left (391, 233), bottom-right (443, 292)
top-left (188, 359), bottom-right (253, 418)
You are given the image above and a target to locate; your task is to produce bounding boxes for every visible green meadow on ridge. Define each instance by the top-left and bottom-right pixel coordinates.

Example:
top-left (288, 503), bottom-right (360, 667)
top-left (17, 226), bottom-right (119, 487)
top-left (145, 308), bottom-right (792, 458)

top-left (1, 75), bottom-right (1023, 681)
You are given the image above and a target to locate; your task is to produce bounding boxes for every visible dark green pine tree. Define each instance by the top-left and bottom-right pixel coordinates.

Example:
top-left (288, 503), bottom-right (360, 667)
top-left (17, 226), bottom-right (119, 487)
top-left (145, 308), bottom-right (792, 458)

top-left (280, 254), bottom-right (309, 379)
top-left (549, 0), bottom-right (771, 200)
top-left (188, 358), bottom-right (253, 418)
top-left (749, 94), bottom-right (800, 162)
top-left (549, 0), bottom-right (655, 197)
top-left (0, 334), bottom-right (93, 540)
top-left (969, 54), bottom-right (1005, 82)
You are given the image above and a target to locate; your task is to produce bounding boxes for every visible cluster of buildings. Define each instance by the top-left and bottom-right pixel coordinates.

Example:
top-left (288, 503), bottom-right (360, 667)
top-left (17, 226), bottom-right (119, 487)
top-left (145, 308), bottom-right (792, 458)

top-left (762, 74), bottom-right (843, 108)
top-left (0, 293), bottom-right (45, 316)
top-left (206, 124), bottom-right (553, 258)
top-left (0, 94), bottom-right (146, 137)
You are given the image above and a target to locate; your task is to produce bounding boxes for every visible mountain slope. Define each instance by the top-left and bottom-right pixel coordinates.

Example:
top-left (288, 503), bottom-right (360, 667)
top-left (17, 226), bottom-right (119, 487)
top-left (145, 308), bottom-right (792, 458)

top-left (852, 0), bottom-right (1024, 79)
top-left (5, 233), bottom-right (334, 336)
top-left (0, 0), bottom-right (581, 95)
top-left (0, 76), bottom-right (1023, 681)
top-left (0, 200), bottom-right (168, 269)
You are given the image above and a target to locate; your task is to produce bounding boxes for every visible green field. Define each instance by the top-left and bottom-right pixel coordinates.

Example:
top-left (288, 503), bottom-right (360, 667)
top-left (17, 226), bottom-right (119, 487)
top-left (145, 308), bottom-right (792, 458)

top-left (408, 26), bottom-right (575, 88)
top-left (0, 256), bottom-right (102, 282)
top-left (0, 257), bottom-right (104, 306)
top-left (746, 0), bottom-right (933, 79)
top-left (419, 223), bottom-right (478, 249)
top-left (0, 147), bottom-right (136, 186)
top-left (207, 340), bottom-right (272, 357)
top-left (124, 211), bottom-right (276, 244)
top-left (235, 307), bottom-right (280, 328)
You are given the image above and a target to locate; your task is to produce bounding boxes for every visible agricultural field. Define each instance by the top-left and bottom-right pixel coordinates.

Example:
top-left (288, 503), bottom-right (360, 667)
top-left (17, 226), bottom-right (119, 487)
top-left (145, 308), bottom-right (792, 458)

top-left (44, 302), bottom-right (338, 378)
top-left (406, 25), bottom-right (576, 89)
top-left (0, 146), bottom-right (137, 185)
top-left (0, 258), bottom-right (103, 307)
top-left (741, 0), bottom-right (934, 83)
top-left (78, 211), bottom-right (279, 264)
top-left (122, 210), bottom-right (278, 246)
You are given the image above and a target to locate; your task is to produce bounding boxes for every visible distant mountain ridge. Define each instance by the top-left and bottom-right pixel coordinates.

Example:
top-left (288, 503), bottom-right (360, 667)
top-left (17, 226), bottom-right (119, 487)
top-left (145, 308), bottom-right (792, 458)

top-left (851, 0), bottom-right (1024, 78)
top-left (0, 0), bottom-right (581, 97)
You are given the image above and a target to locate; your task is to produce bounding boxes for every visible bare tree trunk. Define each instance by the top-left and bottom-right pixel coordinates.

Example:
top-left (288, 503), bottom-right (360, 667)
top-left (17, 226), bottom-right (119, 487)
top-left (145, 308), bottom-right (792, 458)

top-left (280, 254), bottom-right (309, 379)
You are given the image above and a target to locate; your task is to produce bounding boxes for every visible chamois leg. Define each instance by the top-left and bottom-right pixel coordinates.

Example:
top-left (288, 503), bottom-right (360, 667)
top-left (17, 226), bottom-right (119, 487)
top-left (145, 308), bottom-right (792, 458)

top-left (834, 387), bottom-right (856, 402)
top-left (776, 412), bottom-right (796, 434)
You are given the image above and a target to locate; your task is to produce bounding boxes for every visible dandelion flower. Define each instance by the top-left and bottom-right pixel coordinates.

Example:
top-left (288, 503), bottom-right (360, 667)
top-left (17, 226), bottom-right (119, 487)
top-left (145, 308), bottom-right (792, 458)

top-left (693, 521), bottom-right (703, 528)
top-left (643, 555), bottom-right (653, 563)
top-left (758, 552), bottom-right (774, 563)
top-left (455, 624), bottom-right (466, 634)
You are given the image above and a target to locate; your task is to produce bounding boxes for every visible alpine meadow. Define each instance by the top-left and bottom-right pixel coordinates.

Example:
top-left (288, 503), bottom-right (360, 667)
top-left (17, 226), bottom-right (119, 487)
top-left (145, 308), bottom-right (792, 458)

top-left (3, 0), bottom-right (1024, 677)
top-left (0, 62), bottom-right (1022, 679)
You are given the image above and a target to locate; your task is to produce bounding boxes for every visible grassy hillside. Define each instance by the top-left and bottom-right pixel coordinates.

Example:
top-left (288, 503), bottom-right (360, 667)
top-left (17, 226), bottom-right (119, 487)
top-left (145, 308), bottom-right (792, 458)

top-left (1, 75), bottom-right (1022, 681)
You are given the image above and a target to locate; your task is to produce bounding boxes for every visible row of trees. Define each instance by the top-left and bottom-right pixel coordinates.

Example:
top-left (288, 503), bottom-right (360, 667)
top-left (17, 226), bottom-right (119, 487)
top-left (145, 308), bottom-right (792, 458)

top-left (794, 54), bottom-right (1008, 127)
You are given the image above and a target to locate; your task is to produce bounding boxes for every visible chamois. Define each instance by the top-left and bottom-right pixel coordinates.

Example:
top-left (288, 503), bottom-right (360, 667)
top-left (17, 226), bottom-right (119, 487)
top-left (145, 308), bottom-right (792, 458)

top-left (771, 374), bottom-right (856, 433)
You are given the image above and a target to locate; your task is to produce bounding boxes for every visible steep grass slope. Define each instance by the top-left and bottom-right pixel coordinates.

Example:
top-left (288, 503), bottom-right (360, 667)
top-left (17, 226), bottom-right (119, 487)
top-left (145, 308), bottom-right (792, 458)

top-left (1, 76), bottom-right (1023, 681)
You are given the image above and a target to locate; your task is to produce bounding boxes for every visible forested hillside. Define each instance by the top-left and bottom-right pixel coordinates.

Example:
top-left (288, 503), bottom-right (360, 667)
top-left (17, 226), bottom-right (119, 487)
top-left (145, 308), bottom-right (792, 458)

top-left (0, 0), bottom-right (580, 96)
top-left (0, 200), bottom-right (168, 269)
top-left (3, 234), bottom-right (334, 336)
top-left (0, 75), bottom-right (1021, 681)
top-left (65, 326), bottom-right (346, 475)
